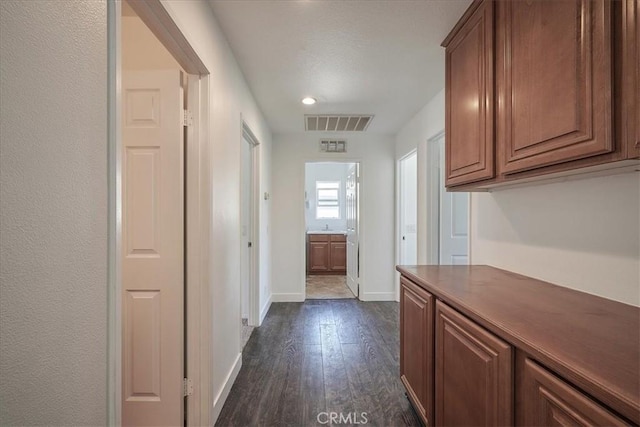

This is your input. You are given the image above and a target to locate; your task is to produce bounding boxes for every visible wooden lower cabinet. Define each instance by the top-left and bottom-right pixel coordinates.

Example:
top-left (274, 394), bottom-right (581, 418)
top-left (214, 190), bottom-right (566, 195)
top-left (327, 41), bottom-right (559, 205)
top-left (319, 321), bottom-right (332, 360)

top-left (329, 241), bottom-right (346, 271)
top-left (519, 358), bottom-right (628, 426)
top-left (400, 278), bottom-right (434, 425)
top-left (435, 301), bottom-right (513, 426)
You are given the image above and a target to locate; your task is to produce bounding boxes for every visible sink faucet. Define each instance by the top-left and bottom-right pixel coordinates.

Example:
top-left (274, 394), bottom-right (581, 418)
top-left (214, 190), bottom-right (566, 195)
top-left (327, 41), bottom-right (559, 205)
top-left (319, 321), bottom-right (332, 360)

top-left (325, 224), bottom-right (329, 231)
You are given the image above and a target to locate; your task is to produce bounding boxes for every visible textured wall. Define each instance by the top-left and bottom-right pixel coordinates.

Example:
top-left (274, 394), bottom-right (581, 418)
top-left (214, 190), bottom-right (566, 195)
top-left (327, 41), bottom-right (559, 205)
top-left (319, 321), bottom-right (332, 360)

top-left (0, 1), bottom-right (108, 425)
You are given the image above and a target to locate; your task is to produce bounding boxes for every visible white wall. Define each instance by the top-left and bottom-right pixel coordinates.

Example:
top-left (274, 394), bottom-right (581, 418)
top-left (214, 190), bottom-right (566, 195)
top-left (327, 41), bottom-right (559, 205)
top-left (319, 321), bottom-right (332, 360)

top-left (305, 162), bottom-right (350, 232)
top-left (0, 1), bottom-right (107, 425)
top-left (160, 1), bottom-right (273, 421)
top-left (272, 133), bottom-right (396, 301)
top-left (472, 173), bottom-right (640, 306)
top-left (395, 89), bottom-right (446, 264)
top-left (397, 90), bottom-right (640, 307)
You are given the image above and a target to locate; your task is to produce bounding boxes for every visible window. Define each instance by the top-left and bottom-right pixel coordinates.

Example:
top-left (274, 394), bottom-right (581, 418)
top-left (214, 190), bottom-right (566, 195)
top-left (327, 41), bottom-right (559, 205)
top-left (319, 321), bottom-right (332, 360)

top-left (316, 181), bottom-right (340, 219)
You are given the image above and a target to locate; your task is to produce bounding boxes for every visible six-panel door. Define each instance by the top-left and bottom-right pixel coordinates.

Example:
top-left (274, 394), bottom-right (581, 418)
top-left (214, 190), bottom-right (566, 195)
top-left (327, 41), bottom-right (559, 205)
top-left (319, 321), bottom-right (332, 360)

top-left (435, 301), bottom-right (513, 426)
top-left (400, 278), bottom-right (434, 425)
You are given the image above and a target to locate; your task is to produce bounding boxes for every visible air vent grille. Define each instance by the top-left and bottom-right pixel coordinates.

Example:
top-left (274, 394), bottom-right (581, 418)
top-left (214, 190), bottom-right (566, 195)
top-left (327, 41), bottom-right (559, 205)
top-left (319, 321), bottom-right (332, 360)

top-left (305, 115), bottom-right (373, 132)
top-left (319, 139), bottom-right (347, 153)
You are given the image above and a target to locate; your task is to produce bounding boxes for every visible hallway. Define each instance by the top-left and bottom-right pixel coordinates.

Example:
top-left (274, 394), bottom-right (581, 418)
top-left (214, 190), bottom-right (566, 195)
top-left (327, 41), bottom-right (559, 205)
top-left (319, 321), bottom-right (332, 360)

top-left (216, 300), bottom-right (420, 426)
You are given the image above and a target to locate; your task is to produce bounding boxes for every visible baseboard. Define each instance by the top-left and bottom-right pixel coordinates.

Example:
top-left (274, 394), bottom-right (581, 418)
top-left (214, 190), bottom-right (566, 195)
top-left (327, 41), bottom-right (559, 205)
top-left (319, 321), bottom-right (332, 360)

top-left (259, 294), bottom-right (272, 325)
top-left (271, 292), bottom-right (305, 302)
top-left (359, 291), bottom-right (396, 301)
top-left (211, 352), bottom-right (242, 424)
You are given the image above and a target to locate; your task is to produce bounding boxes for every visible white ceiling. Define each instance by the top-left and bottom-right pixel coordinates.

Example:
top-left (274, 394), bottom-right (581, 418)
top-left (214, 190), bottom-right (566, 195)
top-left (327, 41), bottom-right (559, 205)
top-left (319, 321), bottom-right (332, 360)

top-left (208, 0), bottom-right (472, 134)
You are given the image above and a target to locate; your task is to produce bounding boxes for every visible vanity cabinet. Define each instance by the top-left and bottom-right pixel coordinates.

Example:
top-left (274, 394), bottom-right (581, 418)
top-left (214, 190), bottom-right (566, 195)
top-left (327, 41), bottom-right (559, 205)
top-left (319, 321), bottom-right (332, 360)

top-left (397, 265), bottom-right (640, 426)
top-left (442, 0), bottom-right (639, 190)
top-left (307, 234), bottom-right (346, 274)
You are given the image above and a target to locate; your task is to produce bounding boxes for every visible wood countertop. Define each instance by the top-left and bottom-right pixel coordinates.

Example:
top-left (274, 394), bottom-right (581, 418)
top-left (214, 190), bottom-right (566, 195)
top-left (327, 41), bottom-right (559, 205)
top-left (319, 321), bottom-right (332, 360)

top-left (396, 265), bottom-right (640, 424)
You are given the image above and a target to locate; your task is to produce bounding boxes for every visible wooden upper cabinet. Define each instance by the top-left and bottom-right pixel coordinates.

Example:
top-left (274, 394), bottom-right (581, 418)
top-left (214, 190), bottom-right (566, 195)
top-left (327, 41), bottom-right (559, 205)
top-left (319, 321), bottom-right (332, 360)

top-left (520, 358), bottom-right (628, 426)
top-left (400, 278), bottom-right (434, 425)
top-left (497, 0), bottom-right (614, 174)
top-left (623, 0), bottom-right (640, 159)
top-left (435, 301), bottom-right (513, 427)
top-left (442, 0), bottom-right (495, 186)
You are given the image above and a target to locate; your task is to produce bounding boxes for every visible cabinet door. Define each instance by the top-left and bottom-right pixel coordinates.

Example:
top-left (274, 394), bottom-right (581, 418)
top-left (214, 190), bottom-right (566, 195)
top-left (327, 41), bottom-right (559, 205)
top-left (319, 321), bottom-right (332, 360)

top-left (520, 358), bottom-right (628, 426)
top-left (623, 0), bottom-right (640, 159)
top-left (444, 0), bottom-right (495, 187)
top-left (400, 278), bottom-right (434, 425)
top-left (497, 0), bottom-right (614, 174)
top-left (329, 242), bottom-right (346, 271)
top-left (436, 301), bottom-right (513, 426)
top-left (309, 241), bottom-right (329, 272)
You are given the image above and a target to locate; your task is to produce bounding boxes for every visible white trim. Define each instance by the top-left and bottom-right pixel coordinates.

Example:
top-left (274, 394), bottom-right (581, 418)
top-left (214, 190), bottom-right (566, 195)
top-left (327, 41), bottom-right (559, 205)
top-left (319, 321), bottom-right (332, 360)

top-left (396, 150), bottom-right (418, 302)
top-left (426, 130), bottom-right (445, 265)
top-left (359, 292), bottom-right (396, 301)
top-left (272, 293), bottom-right (306, 302)
top-left (259, 294), bottom-right (272, 324)
top-left (240, 119), bottom-right (261, 327)
top-left (107, 1), bottom-right (122, 424)
top-left (211, 353), bottom-right (242, 424)
top-left (108, 2), bottom-right (212, 426)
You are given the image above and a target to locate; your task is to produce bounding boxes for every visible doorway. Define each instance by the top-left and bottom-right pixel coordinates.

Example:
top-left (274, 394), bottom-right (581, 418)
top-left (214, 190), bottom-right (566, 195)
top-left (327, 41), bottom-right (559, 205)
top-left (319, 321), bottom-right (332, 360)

top-left (427, 132), bottom-right (469, 265)
top-left (240, 123), bottom-right (260, 348)
top-left (304, 162), bottom-right (359, 299)
top-left (399, 151), bottom-right (418, 265)
top-left (109, 1), bottom-right (211, 426)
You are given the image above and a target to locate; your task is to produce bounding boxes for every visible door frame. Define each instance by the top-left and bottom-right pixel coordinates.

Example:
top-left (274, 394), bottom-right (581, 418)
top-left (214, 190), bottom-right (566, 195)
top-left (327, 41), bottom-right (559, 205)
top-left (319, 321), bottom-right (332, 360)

top-left (395, 150), bottom-right (417, 301)
top-left (107, 1), bottom-right (212, 426)
top-left (241, 120), bottom-right (261, 327)
top-left (426, 131), bottom-right (472, 265)
top-left (301, 159), bottom-right (363, 299)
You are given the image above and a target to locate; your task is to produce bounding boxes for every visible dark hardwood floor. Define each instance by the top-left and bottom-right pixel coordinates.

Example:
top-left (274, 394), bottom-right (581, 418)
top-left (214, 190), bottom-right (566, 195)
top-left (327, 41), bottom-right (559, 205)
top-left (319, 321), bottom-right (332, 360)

top-left (215, 300), bottom-right (421, 427)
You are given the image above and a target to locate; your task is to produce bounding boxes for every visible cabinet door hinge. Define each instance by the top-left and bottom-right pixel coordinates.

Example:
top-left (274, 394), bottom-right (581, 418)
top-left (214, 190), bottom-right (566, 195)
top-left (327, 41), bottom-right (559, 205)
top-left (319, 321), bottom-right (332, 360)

top-left (183, 378), bottom-right (193, 397)
top-left (183, 109), bottom-right (193, 127)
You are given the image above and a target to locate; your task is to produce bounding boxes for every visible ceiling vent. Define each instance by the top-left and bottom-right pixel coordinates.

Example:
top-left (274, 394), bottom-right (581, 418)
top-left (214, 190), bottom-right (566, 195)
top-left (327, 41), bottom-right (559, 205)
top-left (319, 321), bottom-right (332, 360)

top-left (305, 115), bottom-right (373, 132)
top-left (319, 139), bottom-right (347, 153)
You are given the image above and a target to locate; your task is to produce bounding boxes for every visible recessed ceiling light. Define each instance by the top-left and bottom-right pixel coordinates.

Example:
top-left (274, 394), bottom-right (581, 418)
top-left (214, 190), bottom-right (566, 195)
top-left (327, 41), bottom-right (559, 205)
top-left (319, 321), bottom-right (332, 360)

top-left (302, 97), bottom-right (317, 105)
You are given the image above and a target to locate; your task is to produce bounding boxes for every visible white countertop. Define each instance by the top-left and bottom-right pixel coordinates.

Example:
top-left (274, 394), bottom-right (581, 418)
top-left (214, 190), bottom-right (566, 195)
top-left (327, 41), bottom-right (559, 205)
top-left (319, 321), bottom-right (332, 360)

top-left (307, 230), bottom-right (347, 235)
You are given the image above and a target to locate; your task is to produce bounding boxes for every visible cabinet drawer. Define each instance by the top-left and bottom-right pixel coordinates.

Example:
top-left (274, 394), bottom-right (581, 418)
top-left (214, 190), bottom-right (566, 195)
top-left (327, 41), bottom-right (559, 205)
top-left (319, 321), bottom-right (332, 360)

top-left (308, 234), bottom-right (329, 242)
top-left (330, 234), bottom-right (346, 242)
top-left (520, 358), bottom-right (628, 426)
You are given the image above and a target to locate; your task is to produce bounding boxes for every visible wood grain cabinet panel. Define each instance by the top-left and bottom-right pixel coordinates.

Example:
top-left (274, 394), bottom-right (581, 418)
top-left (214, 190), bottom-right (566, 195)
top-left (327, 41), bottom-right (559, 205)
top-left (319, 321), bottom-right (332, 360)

top-left (400, 278), bottom-right (434, 426)
top-left (329, 242), bottom-right (346, 271)
top-left (519, 358), bottom-right (628, 426)
top-left (497, 0), bottom-right (614, 174)
top-left (308, 241), bottom-right (330, 272)
top-left (435, 301), bottom-right (513, 427)
top-left (443, 0), bottom-right (495, 186)
top-left (307, 234), bottom-right (347, 274)
top-left (623, 0), bottom-right (640, 159)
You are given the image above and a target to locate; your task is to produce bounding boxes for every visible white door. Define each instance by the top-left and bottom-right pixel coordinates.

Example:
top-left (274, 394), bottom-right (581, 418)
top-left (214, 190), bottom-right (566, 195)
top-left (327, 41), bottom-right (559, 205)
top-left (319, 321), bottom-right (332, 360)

top-left (399, 153), bottom-right (418, 265)
top-left (240, 136), bottom-right (252, 320)
top-left (437, 135), bottom-right (469, 265)
top-left (346, 164), bottom-right (359, 296)
top-left (122, 69), bottom-right (184, 426)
